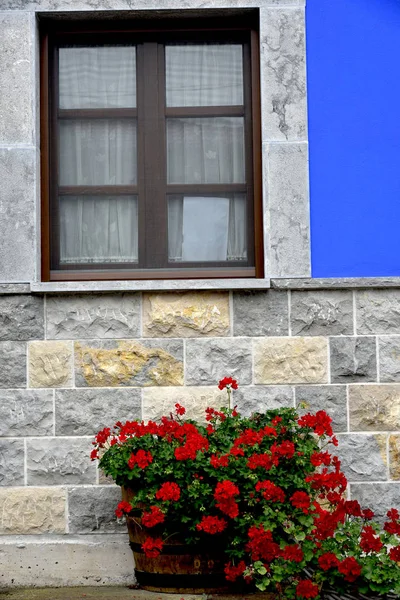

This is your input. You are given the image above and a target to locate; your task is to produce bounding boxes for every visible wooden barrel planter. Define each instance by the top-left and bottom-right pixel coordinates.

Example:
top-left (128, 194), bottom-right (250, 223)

top-left (122, 487), bottom-right (231, 593)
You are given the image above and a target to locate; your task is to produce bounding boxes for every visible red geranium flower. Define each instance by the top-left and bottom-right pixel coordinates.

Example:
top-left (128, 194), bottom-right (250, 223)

top-left (128, 449), bottom-right (153, 469)
top-left (141, 506), bottom-right (165, 528)
top-left (362, 508), bottom-right (375, 520)
top-left (387, 508), bottom-right (400, 520)
top-left (389, 546), bottom-right (400, 562)
top-left (141, 537), bottom-right (164, 558)
top-left (115, 501), bottom-right (132, 518)
top-left (224, 561), bottom-right (246, 582)
top-left (214, 483), bottom-right (240, 519)
top-left (218, 377), bottom-right (238, 390)
top-left (318, 552), bottom-right (339, 571)
top-left (175, 403), bottom-right (186, 416)
top-left (196, 515), bottom-right (227, 534)
top-left (282, 544), bottom-right (303, 563)
top-left (155, 482), bottom-right (181, 502)
top-left (360, 525), bottom-right (383, 553)
top-left (255, 480), bottom-right (285, 503)
top-left (290, 491), bottom-right (310, 514)
top-left (90, 449), bottom-right (99, 461)
top-left (338, 557), bottom-right (362, 582)
top-left (246, 525), bottom-right (280, 562)
top-left (296, 580), bottom-right (319, 599)
top-left (210, 454), bottom-right (229, 468)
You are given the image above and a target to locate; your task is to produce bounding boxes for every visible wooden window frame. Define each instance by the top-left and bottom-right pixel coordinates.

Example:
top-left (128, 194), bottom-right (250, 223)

top-left (40, 16), bottom-right (263, 282)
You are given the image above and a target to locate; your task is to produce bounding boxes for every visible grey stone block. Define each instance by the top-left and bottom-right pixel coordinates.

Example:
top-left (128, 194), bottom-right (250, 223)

top-left (350, 483), bottom-right (400, 520)
top-left (27, 438), bottom-right (96, 485)
top-left (0, 389), bottom-right (53, 436)
top-left (330, 336), bottom-right (377, 383)
top-left (233, 386), bottom-right (293, 417)
top-left (266, 143), bottom-right (310, 278)
top-left (0, 148), bottom-right (36, 282)
top-left (0, 284), bottom-right (30, 295)
top-left (55, 388), bottom-right (141, 436)
top-left (68, 487), bottom-right (126, 534)
top-left (0, 295), bottom-right (44, 341)
top-left (74, 339), bottom-right (183, 387)
top-left (379, 337), bottom-right (400, 383)
top-left (272, 277), bottom-right (400, 290)
top-left (295, 385), bottom-right (347, 433)
top-left (185, 338), bottom-right (252, 385)
top-left (356, 290), bottom-right (400, 334)
top-left (46, 294), bottom-right (140, 340)
top-left (335, 434), bottom-right (388, 483)
top-left (0, 342), bottom-right (26, 388)
top-left (2, 0), bottom-right (302, 10)
top-left (291, 290), bottom-right (354, 336)
top-left (260, 8), bottom-right (307, 142)
top-left (232, 290), bottom-right (288, 336)
top-left (0, 12), bottom-right (34, 144)
top-left (0, 439), bottom-right (24, 486)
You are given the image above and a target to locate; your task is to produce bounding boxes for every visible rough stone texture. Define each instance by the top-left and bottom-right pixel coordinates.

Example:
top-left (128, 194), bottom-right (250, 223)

top-left (1, 0), bottom-right (302, 10)
top-left (26, 438), bottom-right (96, 485)
top-left (335, 434), bottom-right (387, 482)
top-left (265, 143), bottom-right (310, 278)
top-left (28, 341), bottom-right (73, 388)
top-left (349, 385), bottom-right (400, 431)
top-left (46, 294), bottom-right (140, 340)
top-left (356, 290), bottom-right (400, 334)
top-left (185, 338), bottom-right (252, 385)
top-left (0, 148), bottom-right (36, 282)
top-left (232, 290), bottom-right (288, 336)
top-left (0, 12), bottom-right (34, 144)
top-left (350, 483), bottom-right (400, 520)
top-left (379, 337), bottom-right (400, 382)
top-left (0, 341), bottom-right (27, 388)
top-left (0, 536), bottom-right (135, 589)
top-left (0, 389), bottom-right (53, 436)
top-left (55, 388), bottom-right (141, 435)
top-left (290, 290), bottom-right (354, 336)
top-left (254, 337), bottom-right (328, 384)
top-left (143, 292), bottom-right (230, 338)
top-left (233, 386), bottom-right (293, 417)
top-left (330, 336), bottom-right (377, 383)
top-left (74, 339), bottom-right (183, 387)
top-left (68, 487), bottom-right (126, 534)
top-left (260, 8), bottom-right (307, 142)
top-left (142, 387), bottom-right (228, 422)
top-left (272, 277), bottom-right (400, 289)
top-left (389, 435), bottom-right (400, 480)
top-left (0, 439), bottom-right (24, 486)
top-left (0, 487), bottom-right (66, 534)
top-left (295, 385), bottom-right (348, 432)
top-left (0, 295), bottom-right (43, 341)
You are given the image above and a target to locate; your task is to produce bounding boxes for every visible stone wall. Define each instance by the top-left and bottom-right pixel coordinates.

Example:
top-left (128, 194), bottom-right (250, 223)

top-left (1, 288), bottom-right (400, 586)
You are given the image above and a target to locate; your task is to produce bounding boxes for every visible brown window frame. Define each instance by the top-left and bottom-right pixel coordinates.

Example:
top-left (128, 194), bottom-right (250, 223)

top-left (40, 15), bottom-right (263, 282)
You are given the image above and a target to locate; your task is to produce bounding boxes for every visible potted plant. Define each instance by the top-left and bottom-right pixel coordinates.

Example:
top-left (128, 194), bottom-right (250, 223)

top-left (91, 379), bottom-right (400, 598)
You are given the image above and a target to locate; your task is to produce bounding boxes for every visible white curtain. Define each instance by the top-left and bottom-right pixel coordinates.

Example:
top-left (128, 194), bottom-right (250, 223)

top-left (58, 46), bottom-right (138, 265)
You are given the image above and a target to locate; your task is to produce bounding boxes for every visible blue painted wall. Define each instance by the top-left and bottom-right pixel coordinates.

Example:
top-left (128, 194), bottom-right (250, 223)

top-left (306, 0), bottom-right (400, 277)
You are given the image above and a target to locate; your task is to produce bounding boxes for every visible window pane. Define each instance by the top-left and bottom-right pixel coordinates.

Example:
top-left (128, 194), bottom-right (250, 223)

top-left (166, 44), bottom-right (243, 107)
top-left (167, 117), bottom-right (245, 184)
top-left (59, 195), bottom-right (138, 265)
top-left (168, 194), bottom-right (247, 262)
top-left (59, 120), bottom-right (137, 186)
top-left (59, 46), bottom-right (136, 109)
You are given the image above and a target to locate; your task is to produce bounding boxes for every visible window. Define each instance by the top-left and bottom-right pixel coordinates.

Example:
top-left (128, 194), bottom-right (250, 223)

top-left (40, 15), bottom-right (262, 281)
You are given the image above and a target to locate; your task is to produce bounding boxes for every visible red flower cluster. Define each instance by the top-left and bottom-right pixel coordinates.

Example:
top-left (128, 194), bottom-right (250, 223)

top-left (290, 491), bottom-right (311, 514)
top-left (344, 500), bottom-right (362, 517)
top-left (384, 509), bottom-right (400, 535)
top-left (255, 480), bottom-right (285, 503)
top-left (155, 482), bottom-right (181, 502)
top-left (296, 580), bottom-right (319, 599)
top-left (338, 557), bottom-right (362, 582)
top-left (205, 407), bottom-right (227, 422)
top-left (196, 515), bottom-right (227, 534)
top-left (175, 403), bottom-right (186, 416)
top-left (389, 545), bottom-right (400, 562)
top-left (310, 451), bottom-right (331, 467)
top-left (271, 440), bottom-right (296, 459)
top-left (224, 561), bottom-right (246, 582)
top-left (218, 377), bottom-right (238, 390)
top-left (115, 501), bottom-right (132, 518)
top-left (90, 449), bottom-right (99, 461)
top-left (141, 537), bottom-right (164, 558)
top-left (246, 525), bottom-right (280, 562)
top-left (128, 449), bottom-right (153, 470)
top-left (141, 506), bottom-right (165, 528)
top-left (281, 544), bottom-right (303, 563)
top-left (210, 454), bottom-right (229, 468)
top-left (95, 427), bottom-right (111, 446)
top-left (174, 430), bottom-right (209, 461)
top-left (214, 480), bottom-right (240, 519)
top-left (360, 525), bottom-right (383, 553)
top-left (298, 410), bottom-right (333, 437)
top-left (318, 552), bottom-right (339, 571)
top-left (312, 503), bottom-right (346, 540)
top-left (247, 453), bottom-right (276, 471)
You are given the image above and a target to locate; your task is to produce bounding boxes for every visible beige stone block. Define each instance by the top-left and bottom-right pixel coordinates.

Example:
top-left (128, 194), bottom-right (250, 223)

top-left (29, 341), bottom-right (73, 388)
top-left (0, 487), bottom-right (66, 534)
top-left (75, 340), bottom-right (183, 387)
top-left (142, 387), bottom-right (229, 423)
top-left (143, 292), bottom-right (230, 338)
top-left (390, 435), bottom-right (400, 480)
top-left (349, 385), bottom-right (400, 431)
top-left (254, 337), bottom-right (328, 384)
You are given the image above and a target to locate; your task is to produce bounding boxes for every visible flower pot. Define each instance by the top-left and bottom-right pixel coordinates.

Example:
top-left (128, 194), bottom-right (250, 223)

top-left (122, 487), bottom-right (230, 594)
